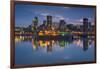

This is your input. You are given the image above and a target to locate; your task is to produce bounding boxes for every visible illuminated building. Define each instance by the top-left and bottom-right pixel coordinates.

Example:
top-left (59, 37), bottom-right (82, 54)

top-left (52, 22), bottom-right (59, 30)
top-left (32, 17), bottom-right (38, 39)
top-left (32, 17), bottom-right (38, 31)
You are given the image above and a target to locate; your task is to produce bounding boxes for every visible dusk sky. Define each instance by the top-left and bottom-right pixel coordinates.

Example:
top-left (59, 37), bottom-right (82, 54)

top-left (15, 4), bottom-right (95, 27)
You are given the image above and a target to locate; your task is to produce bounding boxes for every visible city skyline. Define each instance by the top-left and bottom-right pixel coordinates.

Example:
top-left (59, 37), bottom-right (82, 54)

top-left (15, 4), bottom-right (95, 27)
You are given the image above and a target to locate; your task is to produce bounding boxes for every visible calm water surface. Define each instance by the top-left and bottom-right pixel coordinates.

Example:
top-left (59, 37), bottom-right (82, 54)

top-left (15, 37), bottom-right (95, 65)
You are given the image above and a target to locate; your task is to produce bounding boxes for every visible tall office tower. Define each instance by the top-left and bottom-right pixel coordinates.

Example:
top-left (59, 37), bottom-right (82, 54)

top-left (32, 17), bottom-right (38, 39)
top-left (47, 15), bottom-right (52, 28)
top-left (33, 17), bottom-right (38, 27)
top-left (59, 20), bottom-right (66, 31)
top-left (32, 17), bottom-right (38, 31)
top-left (83, 18), bottom-right (90, 51)
top-left (83, 18), bottom-right (89, 33)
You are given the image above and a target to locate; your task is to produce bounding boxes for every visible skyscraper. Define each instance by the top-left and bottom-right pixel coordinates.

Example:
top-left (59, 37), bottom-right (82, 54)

top-left (83, 18), bottom-right (89, 33)
top-left (47, 15), bottom-right (52, 28)
top-left (33, 17), bottom-right (38, 27)
top-left (32, 17), bottom-right (38, 39)
top-left (59, 20), bottom-right (66, 31)
top-left (32, 17), bottom-right (38, 31)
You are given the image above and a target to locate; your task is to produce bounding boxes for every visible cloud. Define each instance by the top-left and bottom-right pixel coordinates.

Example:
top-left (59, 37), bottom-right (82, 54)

top-left (30, 8), bottom-right (94, 25)
top-left (40, 12), bottom-right (66, 21)
top-left (40, 13), bottom-right (50, 16)
top-left (31, 7), bottom-right (69, 17)
top-left (63, 7), bottom-right (71, 9)
top-left (65, 18), bottom-right (95, 25)
top-left (52, 14), bottom-right (69, 22)
top-left (54, 15), bottom-right (65, 20)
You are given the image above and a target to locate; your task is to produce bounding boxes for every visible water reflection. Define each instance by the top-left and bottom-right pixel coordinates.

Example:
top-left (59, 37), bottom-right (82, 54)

top-left (15, 35), bottom-right (95, 65)
top-left (30, 36), bottom-right (94, 52)
top-left (32, 39), bottom-right (38, 50)
top-left (83, 38), bottom-right (89, 51)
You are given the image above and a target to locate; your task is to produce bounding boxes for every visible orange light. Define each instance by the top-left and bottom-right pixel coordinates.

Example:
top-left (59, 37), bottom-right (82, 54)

top-left (45, 30), bottom-right (50, 35)
top-left (38, 31), bottom-right (44, 36)
top-left (39, 40), bottom-right (48, 47)
top-left (39, 40), bottom-right (42, 44)
top-left (47, 41), bottom-right (50, 45)
top-left (51, 31), bottom-right (58, 36)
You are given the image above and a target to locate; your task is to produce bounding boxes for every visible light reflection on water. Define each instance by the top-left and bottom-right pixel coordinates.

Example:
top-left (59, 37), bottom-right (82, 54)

top-left (15, 36), bottom-right (95, 65)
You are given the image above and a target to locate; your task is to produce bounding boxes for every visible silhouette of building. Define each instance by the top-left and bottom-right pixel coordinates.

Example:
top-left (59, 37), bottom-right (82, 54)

top-left (47, 15), bottom-right (52, 29)
top-left (83, 18), bottom-right (89, 33)
top-left (66, 24), bottom-right (74, 31)
top-left (83, 18), bottom-right (90, 51)
top-left (59, 20), bottom-right (66, 31)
